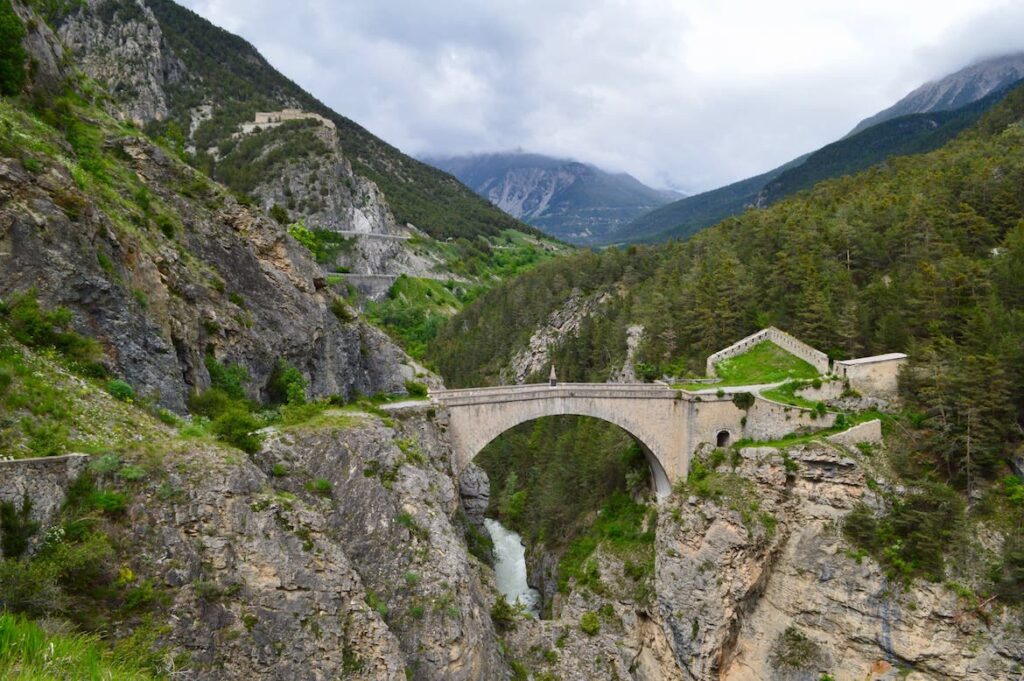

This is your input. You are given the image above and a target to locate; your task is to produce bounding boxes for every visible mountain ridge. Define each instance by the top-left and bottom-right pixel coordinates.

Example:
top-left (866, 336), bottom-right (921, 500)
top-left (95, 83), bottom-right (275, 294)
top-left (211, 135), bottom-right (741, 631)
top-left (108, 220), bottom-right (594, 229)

top-left (848, 51), bottom-right (1024, 136)
top-left (619, 52), bottom-right (1024, 245)
top-left (426, 151), bottom-right (681, 244)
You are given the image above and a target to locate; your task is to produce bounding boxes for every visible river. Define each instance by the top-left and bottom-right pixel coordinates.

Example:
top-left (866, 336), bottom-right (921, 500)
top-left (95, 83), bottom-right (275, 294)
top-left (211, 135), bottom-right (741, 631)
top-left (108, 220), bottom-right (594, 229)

top-left (483, 518), bottom-right (541, 616)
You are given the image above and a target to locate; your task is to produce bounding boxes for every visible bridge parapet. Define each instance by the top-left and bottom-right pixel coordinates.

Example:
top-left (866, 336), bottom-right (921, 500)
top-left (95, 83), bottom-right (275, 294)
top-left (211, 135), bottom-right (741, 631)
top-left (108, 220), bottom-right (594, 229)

top-left (431, 383), bottom-right (679, 407)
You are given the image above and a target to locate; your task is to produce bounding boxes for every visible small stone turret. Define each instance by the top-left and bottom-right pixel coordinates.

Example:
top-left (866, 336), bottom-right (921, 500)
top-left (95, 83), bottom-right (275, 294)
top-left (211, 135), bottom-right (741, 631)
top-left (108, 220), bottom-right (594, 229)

top-left (549, 365), bottom-right (557, 387)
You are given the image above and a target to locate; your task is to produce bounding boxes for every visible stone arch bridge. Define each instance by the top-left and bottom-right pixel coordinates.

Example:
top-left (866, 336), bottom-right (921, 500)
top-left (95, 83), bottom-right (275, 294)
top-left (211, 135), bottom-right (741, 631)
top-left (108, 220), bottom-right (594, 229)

top-left (431, 383), bottom-right (826, 499)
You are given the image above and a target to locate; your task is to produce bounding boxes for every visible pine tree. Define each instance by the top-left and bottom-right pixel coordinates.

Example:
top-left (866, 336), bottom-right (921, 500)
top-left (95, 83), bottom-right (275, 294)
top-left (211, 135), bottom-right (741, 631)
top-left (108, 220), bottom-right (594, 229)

top-left (0, 0), bottom-right (27, 96)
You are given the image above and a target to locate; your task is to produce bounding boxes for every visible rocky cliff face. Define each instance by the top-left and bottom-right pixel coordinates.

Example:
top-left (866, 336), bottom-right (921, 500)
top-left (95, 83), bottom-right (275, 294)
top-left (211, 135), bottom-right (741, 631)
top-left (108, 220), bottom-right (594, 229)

top-left (0, 1), bottom-right (420, 410)
top-left (58, 0), bottom-right (185, 125)
top-left (249, 135), bottom-right (447, 281)
top-left (86, 406), bottom-right (507, 680)
top-left (53, 0), bottom-right (451, 285)
top-left (0, 125), bottom-right (411, 411)
top-left (656, 443), bottom-right (1023, 680)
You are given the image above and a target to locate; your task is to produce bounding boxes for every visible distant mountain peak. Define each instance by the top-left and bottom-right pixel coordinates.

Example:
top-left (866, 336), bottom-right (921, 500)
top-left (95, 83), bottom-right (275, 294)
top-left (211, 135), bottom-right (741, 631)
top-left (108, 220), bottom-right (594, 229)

top-left (849, 52), bottom-right (1024, 136)
top-left (425, 152), bottom-right (682, 245)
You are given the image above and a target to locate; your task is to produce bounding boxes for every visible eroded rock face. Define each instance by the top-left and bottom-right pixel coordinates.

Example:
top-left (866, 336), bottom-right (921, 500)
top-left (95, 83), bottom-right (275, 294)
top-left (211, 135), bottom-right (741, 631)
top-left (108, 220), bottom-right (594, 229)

top-left (506, 289), bottom-right (614, 383)
top-left (126, 439), bottom-right (407, 680)
top-left (255, 411), bottom-right (506, 680)
top-left (459, 462), bottom-right (490, 529)
top-left (655, 443), bottom-right (1023, 680)
top-left (59, 0), bottom-right (185, 124)
top-left (117, 411), bottom-right (508, 680)
top-left (0, 135), bottom-right (413, 411)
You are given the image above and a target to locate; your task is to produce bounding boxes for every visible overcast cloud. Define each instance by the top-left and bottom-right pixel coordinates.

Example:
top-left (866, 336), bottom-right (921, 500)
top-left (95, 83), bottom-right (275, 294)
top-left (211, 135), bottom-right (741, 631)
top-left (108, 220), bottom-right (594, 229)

top-left (180, 0), bottom-right (1024, 193)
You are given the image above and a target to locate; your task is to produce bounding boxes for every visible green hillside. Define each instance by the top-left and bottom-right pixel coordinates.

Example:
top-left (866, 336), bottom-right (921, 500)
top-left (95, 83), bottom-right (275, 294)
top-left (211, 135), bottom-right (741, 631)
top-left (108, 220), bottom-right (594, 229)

top-left (759, 80), bottom-right (1021, 204)
top-left (622, 79), bottom-right (1019, 245)
top-left (611, 159), bottom-right (802, 244)
top-left (141, 0), bottom-right (538, 241)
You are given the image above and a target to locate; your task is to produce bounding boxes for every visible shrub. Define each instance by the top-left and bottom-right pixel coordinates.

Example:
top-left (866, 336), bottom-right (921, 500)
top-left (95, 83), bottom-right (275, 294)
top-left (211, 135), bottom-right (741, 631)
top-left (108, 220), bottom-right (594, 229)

top-left (87, 490), bottom-right (128, 516)
top-left (306, 478), bottom-right (332, 497)
top-left (118, 465), bottom-right (146, 482)
top-left (331, 297), bottom-right (355, 323)
top-left (579, 611), bottom-right (600, 636)
top-left (770, 626), bottom-right (823, 670)
top-left (269, 204), bottom-right (289, 225)
top-left (21, 156), bottom-right (42, 173)
top-left (266, 359), bottom-right (306, 405)
top-left (731, 391), bottom-right (755, 410)
top-left (490, 595), bottom-right (517, 632)
top-left (270, 463), bottom-right (288, 477)
top-left (211, 407), bottom-right (263, 454)
top-left (187, 388), bottom-right (232, 418)
top-left (204, 354), bottom-right (249, 401)
top-left (156, 214), bottom-right (176, 238)
top-left (0, 494), bottom-right (39, 558)
top-left (365, 590), bottom-right (388, 618)
top-left (156, 408), bottom-right (178, 426)
top-left (404, 380), bottom-right (428, 398)
top-left (106, 379), bottom-right (134, 402)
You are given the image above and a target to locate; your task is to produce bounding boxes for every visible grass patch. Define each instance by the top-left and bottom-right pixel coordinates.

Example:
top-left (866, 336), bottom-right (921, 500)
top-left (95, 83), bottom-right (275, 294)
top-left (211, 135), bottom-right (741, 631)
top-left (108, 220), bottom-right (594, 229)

top-left (0, 612), bottom-right (159, 680)
top-left (760, 379), bottom-right (823, 409)
top-left (557, 492), bottom-right (655, 597)
top-left (676, 341), bottom-right (820, 389)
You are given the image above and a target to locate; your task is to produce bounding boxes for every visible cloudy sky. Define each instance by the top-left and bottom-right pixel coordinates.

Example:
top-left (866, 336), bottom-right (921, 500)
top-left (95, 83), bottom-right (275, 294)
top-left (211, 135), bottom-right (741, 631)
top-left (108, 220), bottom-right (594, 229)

top-left (180, 0), bottom-right (1024, 193)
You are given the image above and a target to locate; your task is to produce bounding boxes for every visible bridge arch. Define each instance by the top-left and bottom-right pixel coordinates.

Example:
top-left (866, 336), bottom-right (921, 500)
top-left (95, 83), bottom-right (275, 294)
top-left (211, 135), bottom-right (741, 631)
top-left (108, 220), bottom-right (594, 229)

top-left (472, 413), bottom-right (673, 499)
top-left (434, 385), bottom-right (692, 500)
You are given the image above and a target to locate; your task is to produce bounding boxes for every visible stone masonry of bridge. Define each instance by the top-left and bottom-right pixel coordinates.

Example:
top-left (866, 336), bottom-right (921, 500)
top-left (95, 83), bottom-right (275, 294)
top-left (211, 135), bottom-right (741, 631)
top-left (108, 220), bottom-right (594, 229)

top-left (432, 383), bottom-right (801, 499)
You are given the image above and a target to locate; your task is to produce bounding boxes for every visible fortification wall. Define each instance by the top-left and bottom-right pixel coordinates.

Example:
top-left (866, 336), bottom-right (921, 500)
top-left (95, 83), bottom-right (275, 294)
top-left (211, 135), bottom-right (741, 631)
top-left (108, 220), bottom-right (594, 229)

top-left (705, 327), bottom-right (830, 377)
top-left (794, 379), bottom-right (844, 402)
top-left (0, 454), bottom-right (89, 557)
top-left (742, 397), bottom-right (837, 441)
top-left (827, 419), bottom-right (883, 450)
top-left (342, 274), bottom-right (397, 301)
top-left (833, 354), bottom-right (906, 398)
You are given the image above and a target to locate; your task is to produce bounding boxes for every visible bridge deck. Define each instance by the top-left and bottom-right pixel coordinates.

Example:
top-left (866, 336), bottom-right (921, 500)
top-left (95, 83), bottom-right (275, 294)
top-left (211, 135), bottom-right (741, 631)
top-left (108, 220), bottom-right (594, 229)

top-left (430, 383), bottom-right (685, 407)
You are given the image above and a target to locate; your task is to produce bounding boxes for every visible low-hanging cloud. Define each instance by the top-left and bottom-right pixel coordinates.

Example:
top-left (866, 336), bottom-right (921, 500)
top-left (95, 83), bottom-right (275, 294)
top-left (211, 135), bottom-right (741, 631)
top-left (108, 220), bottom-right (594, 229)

top-left (181, 0), bottom-right (1022, 193)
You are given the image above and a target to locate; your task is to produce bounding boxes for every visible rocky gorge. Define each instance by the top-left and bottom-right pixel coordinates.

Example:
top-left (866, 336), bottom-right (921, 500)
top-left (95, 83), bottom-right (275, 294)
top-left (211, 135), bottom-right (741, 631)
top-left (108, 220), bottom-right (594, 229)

top-left (1, 0), bottom-right (1023, 679)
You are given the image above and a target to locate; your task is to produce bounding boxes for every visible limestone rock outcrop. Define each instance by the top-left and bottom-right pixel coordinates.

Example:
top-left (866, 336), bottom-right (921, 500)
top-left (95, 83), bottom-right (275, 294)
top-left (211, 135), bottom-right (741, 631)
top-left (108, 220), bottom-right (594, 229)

top-left (59, 0), bottom-right (185, 125)
top-left (656, 443), bottom-right (1023, 680)
top-left (0, 135), bottom-right (412, 411)
top-left (110, 411), bottom-right (508, 679)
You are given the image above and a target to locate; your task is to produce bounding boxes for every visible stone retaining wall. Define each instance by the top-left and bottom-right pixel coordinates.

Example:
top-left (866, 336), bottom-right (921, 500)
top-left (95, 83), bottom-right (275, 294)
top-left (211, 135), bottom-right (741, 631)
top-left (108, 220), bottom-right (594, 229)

top-left (743, 396), bottom-right (837, 441)
top-left (0, 454), bottom-right (89, 557)
top-left (827, 419), bottom-right (883, 450)
top-left (706, 327), bottom-right (830, 377)
top-left (794, 379), bottom-right (844, 402)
